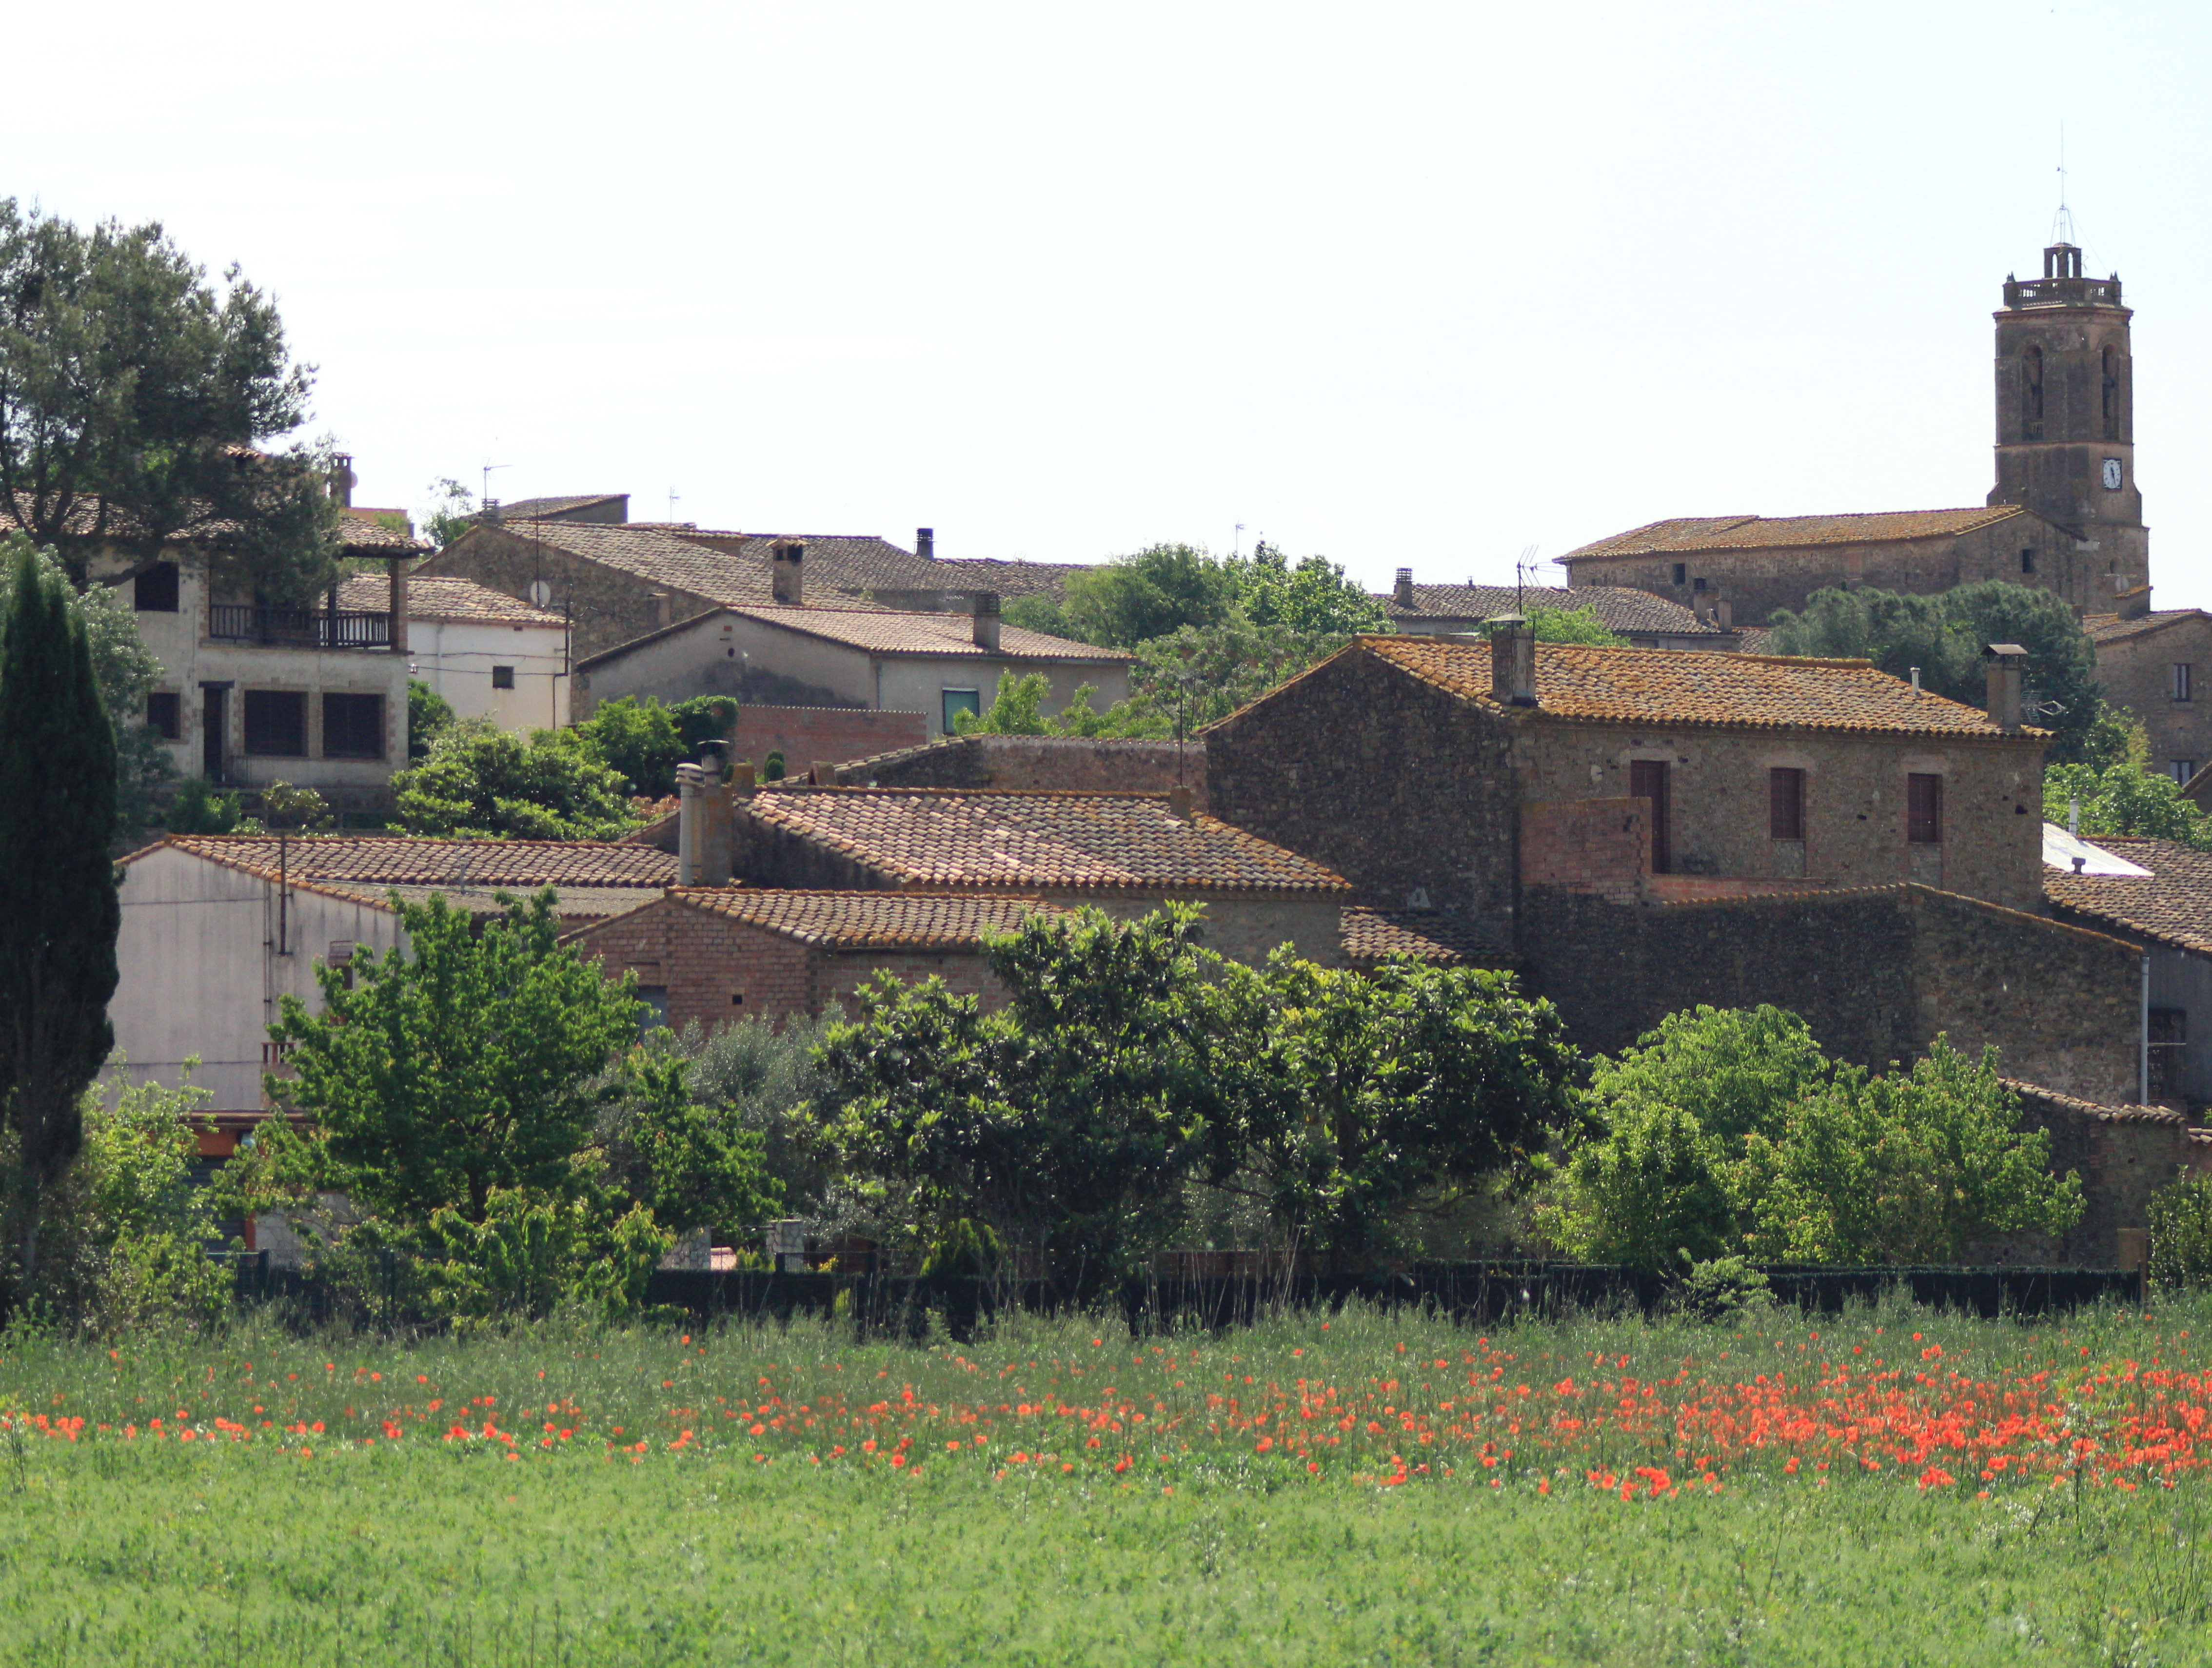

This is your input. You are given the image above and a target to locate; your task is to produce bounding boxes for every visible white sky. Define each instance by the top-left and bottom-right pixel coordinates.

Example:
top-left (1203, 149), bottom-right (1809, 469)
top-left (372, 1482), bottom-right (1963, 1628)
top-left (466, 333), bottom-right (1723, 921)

top-left (9, 1), bottom-right (2210, 596)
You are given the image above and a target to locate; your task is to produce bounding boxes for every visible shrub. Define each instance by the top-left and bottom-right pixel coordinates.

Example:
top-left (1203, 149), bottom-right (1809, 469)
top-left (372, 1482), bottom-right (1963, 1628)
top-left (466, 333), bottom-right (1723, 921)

top-left (2149, 1174), bottom-right (2212, 1288)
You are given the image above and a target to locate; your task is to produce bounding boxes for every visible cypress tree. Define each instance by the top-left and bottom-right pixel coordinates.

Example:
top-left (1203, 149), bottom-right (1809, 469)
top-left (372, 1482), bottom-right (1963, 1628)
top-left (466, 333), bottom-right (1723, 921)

top-left (0, 547), bottom-right (118, 1297)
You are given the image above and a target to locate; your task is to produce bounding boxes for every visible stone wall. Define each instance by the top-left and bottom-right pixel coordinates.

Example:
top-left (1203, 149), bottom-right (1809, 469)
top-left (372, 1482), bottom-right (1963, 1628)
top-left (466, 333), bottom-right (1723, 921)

top-left (1519, 883), bottom-right (2141, 1102)
top-left (1984, 1085), bottom-right (2212, 1268)
top-left (844, 734), bottom-right (1211, 808)
top-left (419, 526), bottom-right (720, 661)
top-left (1519, 798), bottom-right (1644, 903)
top-left (2093, 614), bottom-right (2212, 782)
top-left (1206, 648), bottom-right (1521, 931)
top-left (733, 706), bottom-right (928, 777)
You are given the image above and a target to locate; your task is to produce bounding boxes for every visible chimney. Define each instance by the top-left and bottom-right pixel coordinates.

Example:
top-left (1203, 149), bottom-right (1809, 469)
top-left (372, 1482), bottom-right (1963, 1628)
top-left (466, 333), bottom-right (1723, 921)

top-left (388, 555), bottom-right (409, 656)
top-left (812, 762), bottom-right (839, 785)
top-left (731, 758), bottom-right (756, 795)
top-left (771, 540), bottom-right (806, 607)
top-left (1983, 643), bottom-right (2027, 732)
top-left (675, 748), bottom-right (733, 886)
top-left (1488, 615), bottom-right (1538, 707)
top-left (2118, 584), bottom-right (2154, 622)
top-left (1167, 784), bottom-right (1194, 821)
top-left (328, 453), bottom-right (356, 508)
top-left (916, 527), bottom-right (936, 561)
top-left (972, 591), bottom-right (1002, 651)
top-left (1716, 598), bottom-right (1732, 630)
top-left (1393, 568), bottom-right (1414, 608)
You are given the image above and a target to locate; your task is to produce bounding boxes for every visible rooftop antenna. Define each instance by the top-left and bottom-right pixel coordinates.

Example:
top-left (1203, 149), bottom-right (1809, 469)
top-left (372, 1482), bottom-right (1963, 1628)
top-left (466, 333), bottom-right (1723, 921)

top-left (2052, 122), bottom-right (2076, 246)
top-left (668, 487), bottom-right (680, 522)
top-left (1233, 523), bottom-right (1245, 559)
top-left (1514, 545), bottom-right (1540, 612)
top-left (481, 461), bottom-right (510, 506)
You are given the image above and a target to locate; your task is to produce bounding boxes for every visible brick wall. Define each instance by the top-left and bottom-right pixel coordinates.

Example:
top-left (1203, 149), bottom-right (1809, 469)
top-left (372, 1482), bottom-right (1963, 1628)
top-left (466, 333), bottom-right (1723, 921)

top-left (1520, 798), bottom-right (1645, 903)
top-left (844, 734), bottom-right (1212, 809)
top-left (735, 706), bottom-right (928, 777)
top-left (1519, 883), bottom-right (2141, 1101)
top-left (567, 896), bottom-right (1011, 1028)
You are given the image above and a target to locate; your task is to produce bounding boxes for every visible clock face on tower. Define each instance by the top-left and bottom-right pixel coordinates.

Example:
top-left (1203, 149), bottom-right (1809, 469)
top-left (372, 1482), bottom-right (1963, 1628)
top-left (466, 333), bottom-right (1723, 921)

top-left (2103, 458), bottom-right (2125, 491)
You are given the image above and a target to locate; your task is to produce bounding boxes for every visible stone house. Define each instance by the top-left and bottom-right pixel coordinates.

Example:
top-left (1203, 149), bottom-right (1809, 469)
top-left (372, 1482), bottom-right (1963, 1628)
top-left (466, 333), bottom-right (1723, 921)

top-left (1556, 241), bottom-right (2152, 625)
top-left (840, 733), bottom-right (1210, 809)
top-left (2084, 601), bottom-right (2212, 784)
top-left (336, 574), bottom-right (571, 732)
top-left (112, 834), bottom-right (677, 1112)
top-left (488, 494), bottom-right (630, 524)
top-left (1376, 572), bottom-right (1739, 649)
top-left (573, 598), bottom-right (1131, 738)
top-left (721, 783), bottom-right (1352, 967)
top-left (659, 523), bottom-right (1088, 614)
top-left (106, 510), bottom-right (421, 809)
top-left (563, 889), bottom-right (1065, 1030)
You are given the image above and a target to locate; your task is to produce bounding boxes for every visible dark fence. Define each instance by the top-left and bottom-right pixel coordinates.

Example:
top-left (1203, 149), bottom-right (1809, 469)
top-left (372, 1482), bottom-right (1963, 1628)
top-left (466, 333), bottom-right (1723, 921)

top-left (218, 1253), bottom-right (2145, 1336)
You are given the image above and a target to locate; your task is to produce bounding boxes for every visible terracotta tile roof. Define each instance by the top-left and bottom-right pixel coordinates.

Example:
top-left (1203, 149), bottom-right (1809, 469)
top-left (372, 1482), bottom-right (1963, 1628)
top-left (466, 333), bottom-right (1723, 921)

top-left (1378, 582), bottom-right (1729, 636)
top-left (474, 520), bottom-right (848, 612)
top-left (664, 530), bottom-right (1086, 600)
top-left (926, 557), bottom-right (1093, 599)
top-left (746, 787), bottom-right (1351, 894)
top-left (146, 835), bottom-right (677, 891)
top-left (494, 495), bottom-right (627, 520)
top-left (2043, 836), bottom-right (2212, 956)
top-left (334, 510), bottom-right (427, 553)
top-left (1343, 637), bottom-right (2033, 738)
top-left (667, 887), bottom-right (1065, 948)
top-left (724, 605), bottom-right (1130, 662)
top-left (1558, 507), bottom-right (2026, 563)
top-left (2084, 609), bottom-right (2207, 645)
top-left (336, 574), bottom-right (565, 627)
top-left (2003, 1079), bottom-right (2186, 1124)
top-left (13, 492), bottom-right (428, 557)
top-left (1340, 907), bottom-right (1510, 965)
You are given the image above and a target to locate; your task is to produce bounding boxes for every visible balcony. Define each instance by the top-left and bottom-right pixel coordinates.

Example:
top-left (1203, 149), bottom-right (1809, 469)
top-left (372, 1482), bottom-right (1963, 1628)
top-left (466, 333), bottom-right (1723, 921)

top-left (2003, 275), bottom-right (2123, 309)
top-left (208, 604), bottom-right (392, 650)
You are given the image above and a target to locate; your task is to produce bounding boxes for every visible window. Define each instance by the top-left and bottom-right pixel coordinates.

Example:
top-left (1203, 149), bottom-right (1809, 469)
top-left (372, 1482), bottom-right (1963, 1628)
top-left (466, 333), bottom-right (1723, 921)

top-left (2174, 664), bottom-right (2194, 703)
top-left (1692, 576), bottom-right (1708, 592)
top-left (1906, 773), bottom-right (1942, 844)
top-left (133, 562), bottom-right (179, 612)
top-left (942, 687), bottom-right (981, 732)
top-left (2020, 547), bottom-right (2035, 575)
top-left (1629, 759), bottom-right (1670, 875)
top-left (242, 689), bottom-right (307, 757)
top-left (2150, 1006), bottom-right (2188, 1102)
top-left (636, 987), bottom-right (670, 1035)
top-left (2172, 761), bottom-right (2198, 786)
top-left (321, 692), bottom-right (385, 759)
top-left (491, 665), bottom-right (516, 690)
top-left (1768, 767), bottom-right (1805, 840)
top-left (145, 691), bottom-right (180, 740)
top-left (1671, 563), bottom-right (1687, 586)
top-left (2103, 345), bottom-right (2120, 438)
top-left (2023, 344), bottom-right (2044, 427)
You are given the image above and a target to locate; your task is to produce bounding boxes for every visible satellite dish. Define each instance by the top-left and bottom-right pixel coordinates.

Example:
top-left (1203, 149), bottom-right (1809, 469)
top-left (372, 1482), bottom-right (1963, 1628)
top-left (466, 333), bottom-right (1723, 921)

top-left (528, 580), bottom-right (554, 608)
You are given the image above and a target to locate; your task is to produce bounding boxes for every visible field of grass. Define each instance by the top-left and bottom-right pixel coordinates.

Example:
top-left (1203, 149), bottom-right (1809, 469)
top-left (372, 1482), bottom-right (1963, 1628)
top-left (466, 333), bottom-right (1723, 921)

top-left (3, 1293), bottom-right (2212, 1666)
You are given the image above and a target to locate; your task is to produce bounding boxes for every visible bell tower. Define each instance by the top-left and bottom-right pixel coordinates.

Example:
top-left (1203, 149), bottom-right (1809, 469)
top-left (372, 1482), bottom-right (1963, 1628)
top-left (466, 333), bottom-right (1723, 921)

top-left (1989, 241), bottom-right (2148, 602)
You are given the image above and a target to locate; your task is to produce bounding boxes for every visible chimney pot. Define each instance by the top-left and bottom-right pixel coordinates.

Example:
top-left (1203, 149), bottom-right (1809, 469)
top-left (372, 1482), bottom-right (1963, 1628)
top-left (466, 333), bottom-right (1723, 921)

top-left (1983, 642), bottom-right (2027, 732)
top-left (813, 762), bottom-right (839, 786)
top-left (1488, 615), bottom-right (1538, 706)
top-left (972, 590), bottom-right (1002, 651)
top-left (771, 540), bottom-right (806, 607)
top-left (1166, 784), bottom-right (1194, 820)
top-left (1393, 568), bottom-right (1414, 608)
top-left (328, 453), bottom-right (356, 508)
top-left (916, 527), bottom-right (935, 561)
top-left (675, 761), bottom-right (733, 886)
top-left (731, 758), bottom-right (756, 794)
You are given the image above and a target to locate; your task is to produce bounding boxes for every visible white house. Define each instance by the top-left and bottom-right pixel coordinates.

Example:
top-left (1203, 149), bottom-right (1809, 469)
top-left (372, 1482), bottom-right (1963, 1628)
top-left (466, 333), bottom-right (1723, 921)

top-left (112, 834), bottom-right (678, 1112)
top-left (337, 574), bottom-right (571, 730)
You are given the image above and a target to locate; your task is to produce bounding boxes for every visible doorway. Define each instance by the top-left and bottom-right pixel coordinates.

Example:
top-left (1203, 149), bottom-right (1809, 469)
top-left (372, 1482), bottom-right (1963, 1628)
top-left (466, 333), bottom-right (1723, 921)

top-left (1629, 759), bottom-right (1670, 874)
top-left (201, 685), bottom-right (228, 781)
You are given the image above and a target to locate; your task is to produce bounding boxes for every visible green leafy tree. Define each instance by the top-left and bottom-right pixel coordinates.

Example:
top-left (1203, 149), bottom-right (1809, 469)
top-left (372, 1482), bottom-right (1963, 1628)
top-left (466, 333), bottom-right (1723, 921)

top-left (1058, 544), bottom-right (1241, 647)
top-left (1229, 542), bottom-right (1394, 636)
top-left (261, 891), bottom-right (646, 1225)
top-left (1114, 620), bottom-right (1356, 737)
top-left (1504, 605), bottom-right (1630, 647)
top-left (952, 670), bottom-right (1123, 737)
top-left (597, 1051), bottom-right (783, 1238)
top-left (1203, 954), bottom-right (1586, 1268)
top-left (165, 776), bottom-right (243, 834)
top-left (421, 478), bottom-right (477, 550)
top-left (0, 200), bottom-right (339, 601)
top-left (66, 1073), bottom-right (231, 1331)
top-left (0, 546), bottom-right (119, 1300)
top-left (2148, 1174), bottom-right (2212, 1288)
top-left (812, 906), bottom-right (1223, 1286)
top-left (1738, 1040), bottom-right (2082, 1264)
top-left (1765, 581), bottom-right (2104, 760)
top-left (2045, 750), bottom-right (2212, 852)
top-left (579, 696), bottom-right (686, 796)
top-left (678, 1012), bottom-right (836, 1217)
top-left (392, 721), bottom-right (637, 839)
top-left (1542, 1006), bottom-right (2082, 1269)
top-left (407, 678), bottom-right (454, 761)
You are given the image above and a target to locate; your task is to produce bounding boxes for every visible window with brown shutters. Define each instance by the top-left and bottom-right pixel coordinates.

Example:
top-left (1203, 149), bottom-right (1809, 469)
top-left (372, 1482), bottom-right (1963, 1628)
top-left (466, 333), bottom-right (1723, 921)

top-left (1629, 759), bottom-right (1670, 874)
top-left (1768, 767), bottom-right (1804, 840)
top-left (242, 690), bottom-right (307, 757)
top-left (1906, 773), bottom-right (1942, 844)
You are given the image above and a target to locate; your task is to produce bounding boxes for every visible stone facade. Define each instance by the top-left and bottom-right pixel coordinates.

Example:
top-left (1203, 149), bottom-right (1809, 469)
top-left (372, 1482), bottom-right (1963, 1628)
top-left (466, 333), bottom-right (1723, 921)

top-left (1519, 885), bottom-right (2144, 1106)
top-left (420, 524), bottom-right (725, 662)
top-left (1984, 1086), bottom-right (2212, 1268)
top-left (2086, 608), bottom-right (2212, 783)
top-left (842, 734), bottom-right (1211, 810)
top-left (731, 706), bottom-right (929, 778)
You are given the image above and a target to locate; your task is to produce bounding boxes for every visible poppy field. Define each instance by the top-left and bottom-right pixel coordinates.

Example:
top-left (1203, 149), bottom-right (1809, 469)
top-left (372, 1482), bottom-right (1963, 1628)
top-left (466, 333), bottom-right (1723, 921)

top-left (4, 1294), bottom-right (2212, 1665)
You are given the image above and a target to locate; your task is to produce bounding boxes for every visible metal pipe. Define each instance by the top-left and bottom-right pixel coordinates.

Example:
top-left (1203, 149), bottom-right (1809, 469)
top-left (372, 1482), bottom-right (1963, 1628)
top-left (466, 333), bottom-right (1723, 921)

top-left (2141, 954), bottom-right (2152, 1105)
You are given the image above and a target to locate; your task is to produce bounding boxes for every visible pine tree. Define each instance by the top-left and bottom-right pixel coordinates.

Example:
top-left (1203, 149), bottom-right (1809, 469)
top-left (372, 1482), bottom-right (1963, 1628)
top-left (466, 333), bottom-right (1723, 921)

top-left (0, 547), bottom-right (119, 1298)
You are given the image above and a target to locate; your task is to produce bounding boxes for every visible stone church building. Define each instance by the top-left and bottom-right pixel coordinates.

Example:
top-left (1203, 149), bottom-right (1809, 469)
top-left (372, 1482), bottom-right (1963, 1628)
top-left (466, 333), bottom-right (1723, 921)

top-left (1557, 240), bottom-right (2151, 625)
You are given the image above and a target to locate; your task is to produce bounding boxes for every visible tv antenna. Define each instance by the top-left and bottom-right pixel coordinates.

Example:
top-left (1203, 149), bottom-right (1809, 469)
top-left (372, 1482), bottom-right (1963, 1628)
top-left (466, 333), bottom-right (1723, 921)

top-left (668, 487), bottom-right (680, 522)
top-left (1233, 523), bottom-right (1245, 558)
top-left (1514, 545), bottom-right (1541, 611)
top-left (481, 461), bottom-right (510, 506)
top-left (2052, 123), bottom-right (2077, 245)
